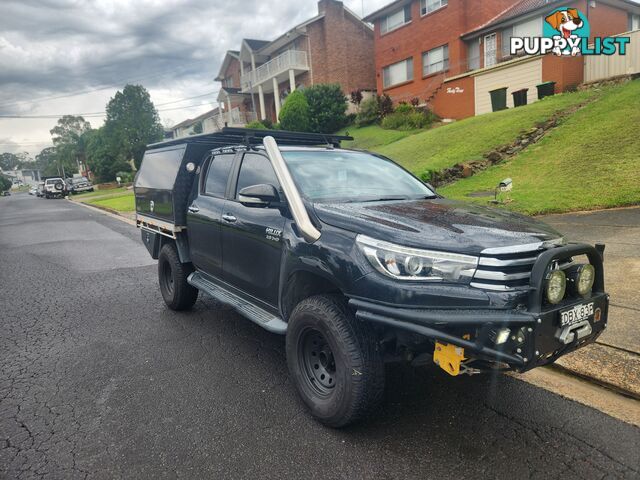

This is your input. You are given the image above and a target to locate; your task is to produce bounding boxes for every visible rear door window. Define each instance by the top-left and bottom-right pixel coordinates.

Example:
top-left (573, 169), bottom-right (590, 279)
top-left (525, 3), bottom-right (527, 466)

top-left (204, 154), bottom-right (234, 197)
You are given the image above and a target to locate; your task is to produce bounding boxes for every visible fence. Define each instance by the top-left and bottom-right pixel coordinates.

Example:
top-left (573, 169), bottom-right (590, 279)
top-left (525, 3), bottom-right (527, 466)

top-left (584, 30), bottom-right (640, 83)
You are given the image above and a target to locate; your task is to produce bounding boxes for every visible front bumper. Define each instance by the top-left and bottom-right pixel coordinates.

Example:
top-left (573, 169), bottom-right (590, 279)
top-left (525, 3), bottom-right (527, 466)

top-left (349, 243), bottom-right (609, 372)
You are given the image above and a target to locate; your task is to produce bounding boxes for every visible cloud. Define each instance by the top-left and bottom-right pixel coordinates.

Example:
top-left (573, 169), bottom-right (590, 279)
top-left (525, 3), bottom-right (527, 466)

top-left (0, 0), bottom-right (389, 155)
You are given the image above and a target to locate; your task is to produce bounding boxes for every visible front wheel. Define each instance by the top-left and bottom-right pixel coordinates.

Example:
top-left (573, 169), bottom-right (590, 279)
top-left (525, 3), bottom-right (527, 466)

top-left (286, 295), bottom-right (385, 428)
top-left (158, 243), bottom-right (198, 311)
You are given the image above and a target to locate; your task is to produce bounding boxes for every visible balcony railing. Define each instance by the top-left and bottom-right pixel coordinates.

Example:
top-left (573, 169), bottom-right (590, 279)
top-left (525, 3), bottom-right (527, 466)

top-left (202, 108), bottom-right (257, 132)
top-left (241, 50), bottom-right (309, 91)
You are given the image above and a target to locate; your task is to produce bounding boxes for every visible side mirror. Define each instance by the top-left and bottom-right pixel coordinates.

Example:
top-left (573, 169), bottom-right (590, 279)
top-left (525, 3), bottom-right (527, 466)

top-left (238, 184), bottom-right (280, 207)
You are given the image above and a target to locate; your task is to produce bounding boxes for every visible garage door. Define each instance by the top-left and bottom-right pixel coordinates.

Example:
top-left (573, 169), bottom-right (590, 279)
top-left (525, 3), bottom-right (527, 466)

top-left (474, 58), bottom-right (543, 115)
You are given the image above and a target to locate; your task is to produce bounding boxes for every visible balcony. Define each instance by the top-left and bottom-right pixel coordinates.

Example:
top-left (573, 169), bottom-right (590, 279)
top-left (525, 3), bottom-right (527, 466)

top-left (241, 50), bottom-right (309, 92)
top-left (202, 108), bottom-right (257, 133)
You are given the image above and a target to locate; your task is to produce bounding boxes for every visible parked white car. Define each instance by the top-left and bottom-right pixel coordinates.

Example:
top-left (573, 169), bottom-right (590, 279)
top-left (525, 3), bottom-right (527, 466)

top-left (43, 178), bottom-right (67, 199)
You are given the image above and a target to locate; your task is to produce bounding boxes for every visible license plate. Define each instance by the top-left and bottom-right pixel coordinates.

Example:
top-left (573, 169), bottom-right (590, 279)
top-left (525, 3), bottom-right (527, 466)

top-left (560, 302), bottom-right (594, 327)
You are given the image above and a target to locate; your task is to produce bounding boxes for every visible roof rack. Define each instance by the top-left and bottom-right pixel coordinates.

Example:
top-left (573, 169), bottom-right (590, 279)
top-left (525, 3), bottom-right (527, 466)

top-left (147, 127), bottom-right (353, 150)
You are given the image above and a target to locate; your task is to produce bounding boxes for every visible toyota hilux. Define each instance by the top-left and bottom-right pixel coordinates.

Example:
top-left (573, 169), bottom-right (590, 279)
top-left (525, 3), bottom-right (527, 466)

top-left (134, 128), bottom-right (608, 427)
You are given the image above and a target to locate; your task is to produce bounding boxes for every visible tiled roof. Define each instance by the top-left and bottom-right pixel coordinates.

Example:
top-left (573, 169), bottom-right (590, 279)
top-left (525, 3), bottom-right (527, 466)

top-left (462, 0), bottom-right (563, 38)
top-left (363, 0), bottom-right (411, 22)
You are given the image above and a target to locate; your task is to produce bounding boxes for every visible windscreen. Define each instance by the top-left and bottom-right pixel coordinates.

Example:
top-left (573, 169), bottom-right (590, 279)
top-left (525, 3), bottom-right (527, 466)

top-left (135, 146), bottom-right (185, 190)
top-left (282, 150), bottom-right (435, 202)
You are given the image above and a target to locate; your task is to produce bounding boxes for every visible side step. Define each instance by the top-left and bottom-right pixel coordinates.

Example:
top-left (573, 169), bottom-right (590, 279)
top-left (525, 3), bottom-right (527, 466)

top-left (188, 271), bottom-right (287, 335)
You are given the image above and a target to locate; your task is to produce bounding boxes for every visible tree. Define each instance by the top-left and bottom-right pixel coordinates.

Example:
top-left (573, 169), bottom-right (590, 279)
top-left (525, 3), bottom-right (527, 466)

top-left (278, 90), bottom-right (311, 132)
top-left (49, 115), bottom-right (92, 176)
top-left (35, 147), bottom-right (60, 177)
top-left (85, 127), bottom-right (131, 182)
top-left (0, 174), bottom-right (12, 192)
top-left (303, 84), bottom-right (348, 133)
top-left (0, 153), bottom-right (21, 171)
top-left (104, 84), bottom-right (163, 170)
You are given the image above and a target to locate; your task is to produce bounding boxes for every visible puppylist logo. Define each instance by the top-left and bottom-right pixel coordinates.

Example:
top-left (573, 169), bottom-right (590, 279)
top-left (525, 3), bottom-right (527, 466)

top-left (511, 7), bottom-right (630, 57)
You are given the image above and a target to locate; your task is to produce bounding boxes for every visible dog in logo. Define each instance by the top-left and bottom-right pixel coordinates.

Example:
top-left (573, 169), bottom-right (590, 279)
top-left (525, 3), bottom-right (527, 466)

top-left (545, 8), bottom-right (584, 56)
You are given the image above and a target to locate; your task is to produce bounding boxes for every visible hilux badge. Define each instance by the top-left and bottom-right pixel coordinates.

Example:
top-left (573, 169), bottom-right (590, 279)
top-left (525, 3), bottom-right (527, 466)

top-left (265, 227), bottom-right (282, 242)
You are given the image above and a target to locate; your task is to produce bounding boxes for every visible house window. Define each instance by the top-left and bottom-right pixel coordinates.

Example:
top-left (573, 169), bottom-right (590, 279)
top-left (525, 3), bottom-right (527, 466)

top-left (420, 0), bottom-right (447, 16)
top-left (630, 13), bottom-right (640, 31)
top-left (467, 40), bottom-right (480, 71)
top-left (484, 33), bottom-right (497, 68)
top-left (422, 45), bottom-right (449, 75)
top-left (502, 17), bottom-right (542, 57)
top-left (383, 58), bottom-right (413, 88)
top-left (380, 5), bottom-right (411, 34)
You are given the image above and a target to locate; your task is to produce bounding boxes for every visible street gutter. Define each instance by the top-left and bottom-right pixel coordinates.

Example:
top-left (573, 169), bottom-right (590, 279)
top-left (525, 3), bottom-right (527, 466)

top-left (67, 197), bottom-right (136, 226)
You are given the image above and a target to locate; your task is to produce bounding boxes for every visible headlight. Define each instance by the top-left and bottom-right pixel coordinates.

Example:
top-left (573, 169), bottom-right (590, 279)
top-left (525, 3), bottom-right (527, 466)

top-left (546, 270), bottom-right (566, 304)
top-left (576, 264), bottom-right (595, 296)
top-left (356, 235), bottom-right (478, 282)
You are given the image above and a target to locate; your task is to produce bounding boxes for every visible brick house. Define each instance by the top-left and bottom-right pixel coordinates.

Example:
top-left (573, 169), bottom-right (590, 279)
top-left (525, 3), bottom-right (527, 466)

top-left (363, 0), bottom-right (516, 107)
top-left (365, 0), bottom-right (640, 119)
top-left (214, 0), bottom-right (376, 124)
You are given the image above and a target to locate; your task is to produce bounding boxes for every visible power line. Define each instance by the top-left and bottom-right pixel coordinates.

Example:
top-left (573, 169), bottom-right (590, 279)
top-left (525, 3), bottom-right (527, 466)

top-left (155, 90), bottom-right (219, 107)
top-left (0, 100), bottom-right (218, 120)
top-left (0, 57), bottom-right (215, 109)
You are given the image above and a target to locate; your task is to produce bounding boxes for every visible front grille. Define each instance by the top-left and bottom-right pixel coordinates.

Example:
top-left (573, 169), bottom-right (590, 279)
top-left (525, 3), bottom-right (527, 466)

top-left (471, 241), bottom-right (571, 291)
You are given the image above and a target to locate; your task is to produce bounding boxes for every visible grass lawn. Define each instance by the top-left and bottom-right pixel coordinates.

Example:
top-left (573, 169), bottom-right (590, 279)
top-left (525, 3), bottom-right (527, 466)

top-left (86, 191), bottom-right (135, 212)
top-left (373, 89), bottom-right (598, 179)
top-left (440, 81), bottom-right (640, 215)
top-left (337, 124), bottom-right (421, 150)
top-left (73, 186), bottom-right (129, 199)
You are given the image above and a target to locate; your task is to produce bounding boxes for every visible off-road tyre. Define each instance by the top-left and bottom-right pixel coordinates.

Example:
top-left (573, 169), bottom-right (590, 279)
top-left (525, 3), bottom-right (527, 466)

top-left (286, 294), bottom-right (385, 428)
top-left (158, 243), bottom-right (198, 311)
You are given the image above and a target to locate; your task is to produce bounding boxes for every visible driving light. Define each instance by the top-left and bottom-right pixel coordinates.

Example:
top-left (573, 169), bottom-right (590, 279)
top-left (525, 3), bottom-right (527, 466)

top-left (576, 264), bottom-right (595, 296)
top-left (493, 328), bottom-right (511, 345)
top-left (356, 235), bottom-right (478, 282)
top-left (546, 270), bottom-right (566, 304)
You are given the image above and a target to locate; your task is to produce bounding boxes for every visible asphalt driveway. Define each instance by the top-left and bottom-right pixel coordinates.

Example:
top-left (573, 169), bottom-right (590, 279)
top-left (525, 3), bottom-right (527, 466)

top-left (1, 194), bottom-right (639, 479)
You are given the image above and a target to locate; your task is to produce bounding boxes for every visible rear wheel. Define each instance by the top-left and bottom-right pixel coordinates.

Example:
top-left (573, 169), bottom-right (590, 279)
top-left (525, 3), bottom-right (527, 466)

top-left (286, 295), bottom-right (384, 427)
top-left (158, 243), bottom-right (198, 311)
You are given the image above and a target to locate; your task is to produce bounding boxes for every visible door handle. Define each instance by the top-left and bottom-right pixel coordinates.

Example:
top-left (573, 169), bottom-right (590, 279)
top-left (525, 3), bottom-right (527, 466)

top-left (222, 213), bottom-right (237, 223)
top-left (188, 205), bottom-right (200, 213)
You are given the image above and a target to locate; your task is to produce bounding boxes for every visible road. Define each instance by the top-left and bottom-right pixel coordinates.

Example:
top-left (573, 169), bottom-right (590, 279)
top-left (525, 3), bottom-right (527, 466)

top-left (1, 193), bottom-right (639, 479)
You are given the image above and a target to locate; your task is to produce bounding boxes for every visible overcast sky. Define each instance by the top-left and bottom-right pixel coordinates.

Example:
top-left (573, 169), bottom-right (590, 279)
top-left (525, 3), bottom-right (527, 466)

top-left (0, 0), bottom-right (389, 157)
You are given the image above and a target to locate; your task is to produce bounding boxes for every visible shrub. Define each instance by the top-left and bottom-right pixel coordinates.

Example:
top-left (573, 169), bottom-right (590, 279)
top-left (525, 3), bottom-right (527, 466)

top-left (381, 110), bottom-right (433, 130)
top-left (355, 97), bottom-right (380, 126)
top-left (410, 97), bottom-right (420, 107)
top-left (115, 170), bottom-right (134, 183)
top-left (378, 94), bottom-right (394, 117)
top-left (394, 103), bottom-right (414, 114)
top-left (303, 83), bottom-right (348, 133)
top-left (279, 90), bottom-right (311, 132)
top-left (246, 120), bottom-right (267, 130)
